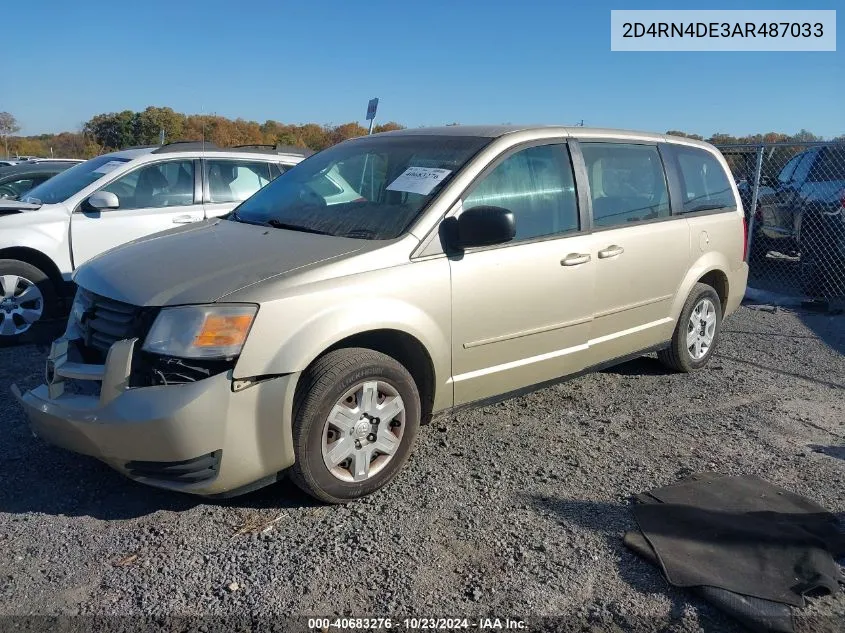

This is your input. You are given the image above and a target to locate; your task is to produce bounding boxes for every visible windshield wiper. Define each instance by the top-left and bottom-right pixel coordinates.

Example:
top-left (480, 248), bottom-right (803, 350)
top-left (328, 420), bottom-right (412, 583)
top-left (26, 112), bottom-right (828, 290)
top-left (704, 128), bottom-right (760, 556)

top-left (342, 228), bottom-right (379, 239)
top-left (264, 219), bottom-right (332, 235)
top-left (228, 210), bottom-right (267, 226)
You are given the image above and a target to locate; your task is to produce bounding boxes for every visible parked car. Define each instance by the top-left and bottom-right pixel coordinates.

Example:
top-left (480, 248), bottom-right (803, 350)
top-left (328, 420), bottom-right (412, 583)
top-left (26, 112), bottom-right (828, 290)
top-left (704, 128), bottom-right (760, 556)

top-left (0, 161), bottom-right (79, 200)
top-left (751, 146), bottom-right (845, 255)
top-left (0, 141), bottom-right (309, 341)
top-left (13, 126), bottom-right (748, 503)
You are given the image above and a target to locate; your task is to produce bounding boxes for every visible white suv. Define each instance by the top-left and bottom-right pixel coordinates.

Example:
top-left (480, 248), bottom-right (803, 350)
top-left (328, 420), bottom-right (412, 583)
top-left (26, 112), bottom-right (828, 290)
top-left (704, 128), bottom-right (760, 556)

top-left (0, 142), bottom-right (309, 342)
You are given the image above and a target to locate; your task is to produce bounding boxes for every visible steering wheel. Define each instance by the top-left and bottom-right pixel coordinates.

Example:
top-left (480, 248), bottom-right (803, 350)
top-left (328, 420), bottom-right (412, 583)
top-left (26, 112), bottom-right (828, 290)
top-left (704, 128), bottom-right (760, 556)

top-left (0, 185), bottom-right (18, 199)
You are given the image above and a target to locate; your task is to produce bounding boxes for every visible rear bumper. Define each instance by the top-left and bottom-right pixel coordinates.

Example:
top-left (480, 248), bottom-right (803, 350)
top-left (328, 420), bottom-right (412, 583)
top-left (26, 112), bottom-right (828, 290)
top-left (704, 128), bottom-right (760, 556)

top-left (12, 337), bottom-right (299, 496)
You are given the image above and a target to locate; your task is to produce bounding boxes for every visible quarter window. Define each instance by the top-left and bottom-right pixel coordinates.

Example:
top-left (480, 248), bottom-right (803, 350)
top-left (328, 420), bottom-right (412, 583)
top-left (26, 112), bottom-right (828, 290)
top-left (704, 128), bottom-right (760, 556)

top-left (581, 143), bottom-right (670, 228)
top-left (672, 146), bottom-right (736, 212)
top-left (207, 160), bottom-right (273, 203)
top-left (463, 144), bottom-right (579, 242)
top-left (101, 161), bottom-right (195, 210)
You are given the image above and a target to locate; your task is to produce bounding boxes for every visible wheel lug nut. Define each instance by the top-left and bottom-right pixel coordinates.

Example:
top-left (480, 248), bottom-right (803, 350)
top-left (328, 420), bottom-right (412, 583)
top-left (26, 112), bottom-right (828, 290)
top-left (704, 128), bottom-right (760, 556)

top-left (367, 433), bottom-right (376, 442)
top-left (355, 440), bottom-right (362, 449)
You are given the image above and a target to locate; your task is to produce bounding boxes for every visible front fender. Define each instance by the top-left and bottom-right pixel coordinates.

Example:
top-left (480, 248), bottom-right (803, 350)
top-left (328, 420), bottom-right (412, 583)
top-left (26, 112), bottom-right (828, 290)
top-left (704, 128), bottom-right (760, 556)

top-left (0, 209), bottom-right (72, 276)
top-left (233, 259), bottom-right (452, 409)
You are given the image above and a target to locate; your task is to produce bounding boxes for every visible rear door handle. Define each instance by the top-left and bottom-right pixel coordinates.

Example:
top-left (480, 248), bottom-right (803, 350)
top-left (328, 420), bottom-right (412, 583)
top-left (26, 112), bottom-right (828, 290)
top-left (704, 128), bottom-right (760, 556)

top-left (598, 245), bottom-right (625, 259)
top-left (172, 215), bottom-right (201, 224)
top-left (561, 253), bottom-right (591, 266)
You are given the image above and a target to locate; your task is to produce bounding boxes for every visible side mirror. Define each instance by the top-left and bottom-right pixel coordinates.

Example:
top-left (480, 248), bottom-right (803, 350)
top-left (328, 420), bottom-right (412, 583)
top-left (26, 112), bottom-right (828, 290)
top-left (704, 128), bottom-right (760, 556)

top-left (87, 191), bottom-right (119, 211)
top-left (456, 205), bottom-right (515, 248)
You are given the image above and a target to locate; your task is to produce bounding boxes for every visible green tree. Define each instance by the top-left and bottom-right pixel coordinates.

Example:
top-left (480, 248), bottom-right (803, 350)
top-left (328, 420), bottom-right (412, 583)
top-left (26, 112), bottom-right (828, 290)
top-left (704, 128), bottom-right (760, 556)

top-left (330, 122), bottom-right (368, 145)
top-left (134, 106), bottom-right (185, 145)
top-left (708, 133), bottom-right (739, 145)
top-left (374, 121), bottom-right (405, 133)
top-left (84, 110), bottom-right (137, 150)
top-left (791, 129), bottom-right (821, 143)
top-left (666, 130), bottom-right (704, 140)
top-left (0, 112), bottom-right (21, 158)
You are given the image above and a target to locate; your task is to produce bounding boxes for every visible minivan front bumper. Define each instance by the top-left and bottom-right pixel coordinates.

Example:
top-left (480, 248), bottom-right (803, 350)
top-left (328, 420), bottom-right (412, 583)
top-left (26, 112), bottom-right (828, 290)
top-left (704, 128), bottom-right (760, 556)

top-left (12, 337), bottom-right (298, 496)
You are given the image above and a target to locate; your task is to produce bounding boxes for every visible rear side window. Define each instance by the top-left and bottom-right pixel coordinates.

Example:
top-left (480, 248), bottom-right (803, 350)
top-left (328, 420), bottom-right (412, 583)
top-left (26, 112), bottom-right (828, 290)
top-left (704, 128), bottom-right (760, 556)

top-left (580, 143), bottom-right (670, 228)
top-left (207, 160), bottom-right (273, 203)
top-left (671, 146), bottom-right (736, 213)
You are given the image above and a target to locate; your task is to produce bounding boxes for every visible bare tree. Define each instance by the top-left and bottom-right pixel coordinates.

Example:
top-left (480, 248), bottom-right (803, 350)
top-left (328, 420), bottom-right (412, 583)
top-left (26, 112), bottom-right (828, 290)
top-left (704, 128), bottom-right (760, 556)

top-left (0, 112), bottom-right (21, 158)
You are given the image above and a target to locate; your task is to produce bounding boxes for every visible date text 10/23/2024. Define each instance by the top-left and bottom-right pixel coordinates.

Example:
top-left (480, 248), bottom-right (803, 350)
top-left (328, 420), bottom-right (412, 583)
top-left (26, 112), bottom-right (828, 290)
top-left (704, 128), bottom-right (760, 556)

top-left (308, 618), bottom-right (528, 630)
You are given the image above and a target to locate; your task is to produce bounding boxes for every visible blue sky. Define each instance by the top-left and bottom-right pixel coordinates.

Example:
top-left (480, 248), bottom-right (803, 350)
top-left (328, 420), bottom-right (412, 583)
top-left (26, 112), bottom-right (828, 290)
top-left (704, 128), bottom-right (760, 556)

top-left (3, 0), bottom-right (843, 138)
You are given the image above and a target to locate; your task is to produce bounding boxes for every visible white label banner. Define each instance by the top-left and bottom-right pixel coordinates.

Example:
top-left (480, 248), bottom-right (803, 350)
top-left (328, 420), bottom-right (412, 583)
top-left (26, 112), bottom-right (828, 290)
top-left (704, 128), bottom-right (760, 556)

top-left (93, 160), bottom-right (126, 175)
top-left (611, 10), bottom-right (836, 51)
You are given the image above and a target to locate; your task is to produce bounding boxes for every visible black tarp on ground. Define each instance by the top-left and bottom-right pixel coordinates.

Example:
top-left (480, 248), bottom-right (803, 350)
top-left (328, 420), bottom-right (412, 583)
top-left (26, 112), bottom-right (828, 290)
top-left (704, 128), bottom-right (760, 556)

top-left (624, 530), bottom-right (795, 633)
top-left (624, 473), bottom-right (845, 631)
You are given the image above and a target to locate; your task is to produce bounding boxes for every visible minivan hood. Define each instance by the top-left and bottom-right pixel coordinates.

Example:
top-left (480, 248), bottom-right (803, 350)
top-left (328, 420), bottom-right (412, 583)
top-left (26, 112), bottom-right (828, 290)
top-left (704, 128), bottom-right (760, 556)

top-left (74, 219), bottom-right (365, 307)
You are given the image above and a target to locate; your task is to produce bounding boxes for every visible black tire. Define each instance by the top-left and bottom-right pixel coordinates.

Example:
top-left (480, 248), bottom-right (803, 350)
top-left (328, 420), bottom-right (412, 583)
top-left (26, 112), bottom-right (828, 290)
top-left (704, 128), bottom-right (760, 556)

top-left (0, 259), bottom-right (60, 347)
top-left (658, 283), bottom-right (723, 373)
top-left (289, 347), bottom-right (421, 504)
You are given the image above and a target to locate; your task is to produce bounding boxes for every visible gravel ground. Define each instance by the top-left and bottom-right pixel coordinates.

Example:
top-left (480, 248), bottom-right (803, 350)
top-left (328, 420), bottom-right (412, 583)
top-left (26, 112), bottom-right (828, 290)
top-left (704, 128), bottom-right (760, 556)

top-left (0, 304), bottom-right (843, 632)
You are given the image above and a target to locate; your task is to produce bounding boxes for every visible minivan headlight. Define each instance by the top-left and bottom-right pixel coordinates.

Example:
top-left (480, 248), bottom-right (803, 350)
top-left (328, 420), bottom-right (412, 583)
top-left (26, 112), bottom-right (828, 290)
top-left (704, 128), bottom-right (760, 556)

top-left (142, 305), bottom-right (258, 359)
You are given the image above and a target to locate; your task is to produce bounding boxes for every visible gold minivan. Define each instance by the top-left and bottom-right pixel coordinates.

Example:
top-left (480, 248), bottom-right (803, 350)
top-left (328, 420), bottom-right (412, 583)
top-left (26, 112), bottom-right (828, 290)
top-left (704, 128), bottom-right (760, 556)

top-left (14, 126), bottom-right (748, 503)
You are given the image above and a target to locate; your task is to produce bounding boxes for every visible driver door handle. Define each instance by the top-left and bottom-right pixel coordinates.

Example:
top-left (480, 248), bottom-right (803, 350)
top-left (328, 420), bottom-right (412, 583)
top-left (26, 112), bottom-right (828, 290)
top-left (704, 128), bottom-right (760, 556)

top-left (172, 215), bottom-right (201, 224)
top-left (561, 253), bottom-right (591, 266)
top-left (598, 245), bottom-right (625, 259)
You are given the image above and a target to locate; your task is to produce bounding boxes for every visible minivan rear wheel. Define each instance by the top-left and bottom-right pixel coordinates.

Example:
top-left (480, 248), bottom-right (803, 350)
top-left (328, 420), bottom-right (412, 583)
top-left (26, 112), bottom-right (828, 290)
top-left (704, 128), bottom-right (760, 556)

top-left (658, 283), bottom-right (722, 373)
top-left (0, 259), bottom-right (59, 346)
top-left (290, 347), bottom-right (421, 504)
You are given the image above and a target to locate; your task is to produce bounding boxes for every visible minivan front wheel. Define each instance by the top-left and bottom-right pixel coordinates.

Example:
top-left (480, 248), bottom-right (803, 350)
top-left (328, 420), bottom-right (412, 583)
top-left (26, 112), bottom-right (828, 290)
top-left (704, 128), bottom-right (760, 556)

top-left (290, 348), bottom-right (421, 503)
top-left (658, 283), bottom-right (722, 372)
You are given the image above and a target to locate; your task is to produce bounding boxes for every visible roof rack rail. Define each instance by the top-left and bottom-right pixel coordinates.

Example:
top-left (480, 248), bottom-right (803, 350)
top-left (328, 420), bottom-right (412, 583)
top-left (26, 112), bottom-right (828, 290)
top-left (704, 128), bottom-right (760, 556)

top-left (145, 141), bottom-right (314, 156)
top-left (232, 143), bottom-right (315, 157)
top-left (231, 144), bottom-right (276, 150)
top-left (152, 140), bottom-right (221, 154)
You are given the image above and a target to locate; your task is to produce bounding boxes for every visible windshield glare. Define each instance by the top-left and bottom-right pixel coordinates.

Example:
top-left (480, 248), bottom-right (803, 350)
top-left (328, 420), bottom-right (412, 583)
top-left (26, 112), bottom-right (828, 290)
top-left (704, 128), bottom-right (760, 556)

top-left (230, 135), bottom-right (491, 239)
top-left (21, 155), bottom-right (131, 205)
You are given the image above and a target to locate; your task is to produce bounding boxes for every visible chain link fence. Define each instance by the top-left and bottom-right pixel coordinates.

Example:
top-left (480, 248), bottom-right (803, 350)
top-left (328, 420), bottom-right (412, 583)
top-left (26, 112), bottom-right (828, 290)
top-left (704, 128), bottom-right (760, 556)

top-left (716, 142), bottom-right (845, 308)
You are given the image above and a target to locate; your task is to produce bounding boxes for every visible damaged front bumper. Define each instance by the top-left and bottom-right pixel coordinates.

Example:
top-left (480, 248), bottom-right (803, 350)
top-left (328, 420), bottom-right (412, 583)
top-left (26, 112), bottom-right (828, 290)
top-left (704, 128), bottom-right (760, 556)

top-left (12, 337), bottom-right (298, 496)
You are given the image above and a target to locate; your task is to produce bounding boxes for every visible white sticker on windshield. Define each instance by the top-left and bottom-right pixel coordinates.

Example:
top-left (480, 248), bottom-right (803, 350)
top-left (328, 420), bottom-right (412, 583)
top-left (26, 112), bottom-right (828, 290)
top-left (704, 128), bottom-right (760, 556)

top-left (386, 167), bottom-right (452, 196)
top-left (93, 160), bottom-right (125, 175)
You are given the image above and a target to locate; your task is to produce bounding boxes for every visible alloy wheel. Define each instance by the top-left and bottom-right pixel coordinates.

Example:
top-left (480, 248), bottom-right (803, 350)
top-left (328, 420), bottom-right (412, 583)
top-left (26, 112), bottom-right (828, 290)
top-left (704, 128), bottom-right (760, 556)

top-left (0, 275), bottom-right (44, 336)
top-left (686, 298), bottom-right (717, 360)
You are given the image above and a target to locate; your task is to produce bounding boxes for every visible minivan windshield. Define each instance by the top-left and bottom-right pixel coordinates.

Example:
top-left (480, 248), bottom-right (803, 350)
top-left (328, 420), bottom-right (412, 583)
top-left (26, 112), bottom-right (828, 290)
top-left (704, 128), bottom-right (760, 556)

top-left (230, 135), bottom-right (491, 239)
top-left (21, 155), bottom-right (131, 205)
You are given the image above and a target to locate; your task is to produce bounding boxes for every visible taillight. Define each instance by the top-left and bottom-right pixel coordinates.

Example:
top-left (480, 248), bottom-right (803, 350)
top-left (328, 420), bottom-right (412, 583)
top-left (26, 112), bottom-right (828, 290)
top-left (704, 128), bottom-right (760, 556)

top-left (742, 217), bottom-right (748, 261)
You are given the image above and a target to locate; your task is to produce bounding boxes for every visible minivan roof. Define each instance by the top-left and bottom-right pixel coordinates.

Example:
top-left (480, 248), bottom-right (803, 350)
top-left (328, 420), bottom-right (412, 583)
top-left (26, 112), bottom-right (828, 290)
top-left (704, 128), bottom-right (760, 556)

top-left (371, 125), bottom-right (714, 149)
